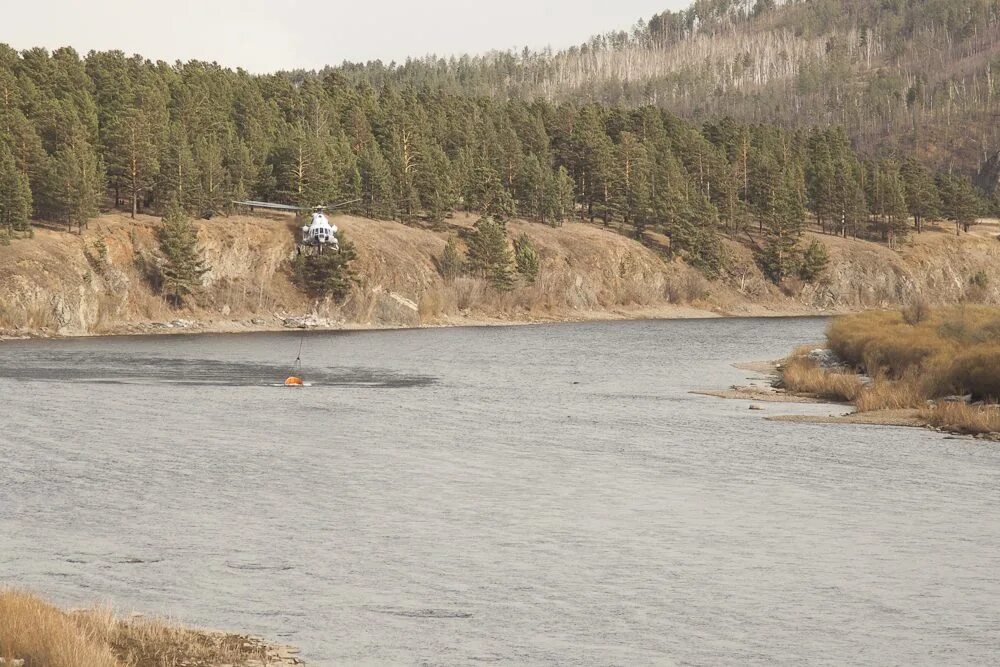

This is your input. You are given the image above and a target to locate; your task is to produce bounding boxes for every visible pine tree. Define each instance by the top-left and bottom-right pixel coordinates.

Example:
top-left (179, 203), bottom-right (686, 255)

top-left (438, 235), bottom-right (464, 282)
top-left (551, 166), bottom-right (575, 226)
top-left (47, 134), bottom-right (103, 232)
top-left (514, 233), bottom-right (540, 284)
top-left (292, 236), bottom-right (358, 300)
top-left (877, 161), bottom-right (909, 248)
top-left (0, 142), bottom-right (32, 237)
top-left (760, 166), bottom-right (804, 283)
top-left (156, 204), bottom-right (209, 306)
top-left (414, 141), bottom-right (454, 221)
top-left (466, 217), bottom-right (514, 290)
top-left (900, 158), bottom-right (940, 233)
top-left (107, 108), bottom-right (159, 218)
top-left (358, 142), bottom-right (395, 219)
top-left (157, 124), bottom-right (200, 213)
top-left (938, 174), bottom-right (981, 235)
top-left (194, 136), bottom-right (227, 217)
top-left (799, 239), bottom-right (829, 282)
top-left (612, 132), bottom-right (652, 238)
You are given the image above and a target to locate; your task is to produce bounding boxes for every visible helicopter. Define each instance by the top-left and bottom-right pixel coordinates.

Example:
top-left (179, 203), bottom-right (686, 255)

top-left (232, 198), bottom-right (361, 254)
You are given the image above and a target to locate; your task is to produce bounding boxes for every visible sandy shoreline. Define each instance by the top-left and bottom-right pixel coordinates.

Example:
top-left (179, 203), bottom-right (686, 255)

top-left (698, 356), bottom-right (1000, 441)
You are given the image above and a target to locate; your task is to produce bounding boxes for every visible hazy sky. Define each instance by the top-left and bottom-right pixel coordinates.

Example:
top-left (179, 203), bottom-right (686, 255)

top-left (2, 1), bottom-right (689, 73)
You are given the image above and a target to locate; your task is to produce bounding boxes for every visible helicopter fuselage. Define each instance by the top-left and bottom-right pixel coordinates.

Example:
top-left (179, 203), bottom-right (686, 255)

top-left (301, 211), bottom-right (339, 250)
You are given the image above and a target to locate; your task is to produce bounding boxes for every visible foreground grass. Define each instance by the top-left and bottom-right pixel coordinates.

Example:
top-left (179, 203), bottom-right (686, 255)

top-left (780, 305), bottom-right (1000, 437)
top-left (920, 402), bottom-right (1000, 436)
top-left (0, 590), bottom-right (289, 667)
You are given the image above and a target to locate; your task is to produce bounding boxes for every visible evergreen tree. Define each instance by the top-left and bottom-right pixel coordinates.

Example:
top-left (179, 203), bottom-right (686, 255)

top-left (900, 158), bottom-right (940, 233)
top-left (194, 136), bottom-right (227, 217)
top-left (513, 233), bottom-right (540, 284)
top-left (875, 161), bottom-right (909, 248)
top-left (107, 108), bottom-right (159, 218)
top-left (292, 236), bottom-right (358, 300)
top-left (0, 142), bottom-right (32, 237)
top-left (760, 166), bottom-right (804, 282)
top-left (612, 132), bottom-right (652, 238)
top-left (466, 217), bottom-right (514, 290)
top-left (938, 173), bottom-right (981, 235)
top-left (157, 124), bottom-right (200, 213)
top-left (156, 204), bottom-right (209, 306)
top-left (358, 141), bottom-right (395, 219)
top-left (799, 239), bottom-right (830, 282)
top-left (438, 235), bottom-right (464, 282)
top-left (47, 134), bottom-right (103, 232)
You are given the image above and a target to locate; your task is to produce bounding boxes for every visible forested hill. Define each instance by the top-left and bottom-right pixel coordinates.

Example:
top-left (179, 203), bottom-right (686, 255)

top-left (328, 0), bottom-right (1000, 174)
top-left (0, 7), bottom-right (994, 289)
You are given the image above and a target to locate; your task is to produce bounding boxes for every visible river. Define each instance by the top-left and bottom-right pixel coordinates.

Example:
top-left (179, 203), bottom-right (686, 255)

top-left (2, 318), bottom-right (998, 664)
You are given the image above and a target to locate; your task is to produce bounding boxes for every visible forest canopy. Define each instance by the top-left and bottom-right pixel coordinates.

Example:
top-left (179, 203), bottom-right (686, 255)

top-left (0, 5), bottom-right (993, 282)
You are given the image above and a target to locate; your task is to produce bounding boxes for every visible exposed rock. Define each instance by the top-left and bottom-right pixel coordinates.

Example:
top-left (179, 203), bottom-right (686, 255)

top-left (282, 314), bottom-right (326, 329)
top-left (370, 287), bottom-right (420, 327)
top-left (2, 212), bottom-right (1000, 337)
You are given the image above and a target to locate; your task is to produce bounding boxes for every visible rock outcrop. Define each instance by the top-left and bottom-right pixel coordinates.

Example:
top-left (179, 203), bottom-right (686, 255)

top-left (1, 212), bottom-right (998, 337)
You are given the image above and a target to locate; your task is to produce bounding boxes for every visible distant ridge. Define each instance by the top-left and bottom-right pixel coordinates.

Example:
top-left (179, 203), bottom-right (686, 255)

top-left (323, 0), bottom-right (999, 174)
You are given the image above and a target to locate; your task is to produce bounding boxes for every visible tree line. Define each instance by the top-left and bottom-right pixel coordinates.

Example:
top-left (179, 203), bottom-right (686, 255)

top-left (330, 0), bottom-right (1000, 179)
top-left (0, 44), bottom-right (989, 285)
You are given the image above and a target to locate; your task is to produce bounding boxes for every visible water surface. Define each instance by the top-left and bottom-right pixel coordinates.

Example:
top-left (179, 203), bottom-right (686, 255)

top-left (2, 318), bottom-right (998, 664)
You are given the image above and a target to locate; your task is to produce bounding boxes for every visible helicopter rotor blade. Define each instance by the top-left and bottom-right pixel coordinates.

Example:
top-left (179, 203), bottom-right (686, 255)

top-left (233, 200), bottom-right (310, 212)
top-left (324, 198), bottom-right (363, 211)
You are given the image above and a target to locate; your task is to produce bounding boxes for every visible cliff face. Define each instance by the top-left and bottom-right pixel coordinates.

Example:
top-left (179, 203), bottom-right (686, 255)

top-left (1, 213), bottom-right (998, 337)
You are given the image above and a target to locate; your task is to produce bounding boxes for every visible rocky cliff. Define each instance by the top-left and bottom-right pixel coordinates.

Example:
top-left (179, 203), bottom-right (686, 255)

top-left (1, 212), bottom-right (998, 337)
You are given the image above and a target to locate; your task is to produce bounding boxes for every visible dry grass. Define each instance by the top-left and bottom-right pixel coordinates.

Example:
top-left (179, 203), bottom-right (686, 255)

top-left (779, 356), bottom-right (863, 402)
top-left (798, 306), bottom-right (1000, 435)
top-left (0, 298), bottom-right (58, 331)
top-left (919, 403), bottom-right (1000, 436)
top-left (828, 306), bottom-right (1000, 402)
top-left (0, 590), bottom-right (118, 667)
top-left (855, 378), bottom-right (926, 413)
top-left (0, 590), bottom-right (278, 667)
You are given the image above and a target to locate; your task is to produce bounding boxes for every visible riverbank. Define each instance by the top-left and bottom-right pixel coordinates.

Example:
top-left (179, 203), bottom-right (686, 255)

top-left (2, 212), bottom-right (998, 338)
top-left (0, 590), bottom-right (303, 666)
top-left (711, 308), bottom-right (1000, 441)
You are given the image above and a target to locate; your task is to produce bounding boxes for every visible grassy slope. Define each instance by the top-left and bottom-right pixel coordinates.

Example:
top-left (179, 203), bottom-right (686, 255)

top-left (1, 213), bottom-right (999, 336)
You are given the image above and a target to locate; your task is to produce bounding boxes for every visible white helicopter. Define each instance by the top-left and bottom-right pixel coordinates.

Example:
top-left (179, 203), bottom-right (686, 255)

top-left (233, 198), bottom-right (361, 254)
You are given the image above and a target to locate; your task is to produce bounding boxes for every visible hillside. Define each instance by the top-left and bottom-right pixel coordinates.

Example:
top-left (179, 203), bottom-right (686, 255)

top-left (333, 0), bottom-right (1000, 175)
top-left (2, 213), bottom-right (998, 337)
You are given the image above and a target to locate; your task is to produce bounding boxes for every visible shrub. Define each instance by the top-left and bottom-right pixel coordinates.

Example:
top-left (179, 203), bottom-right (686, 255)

top-left (935, 347), bottom-right (1000, 401)
top-left (902, 296), bottom-right (931, 325)
top-left (827, 306), bottom-right (1000, 402)
top-left (969, 271), bottom-right (989, 289)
